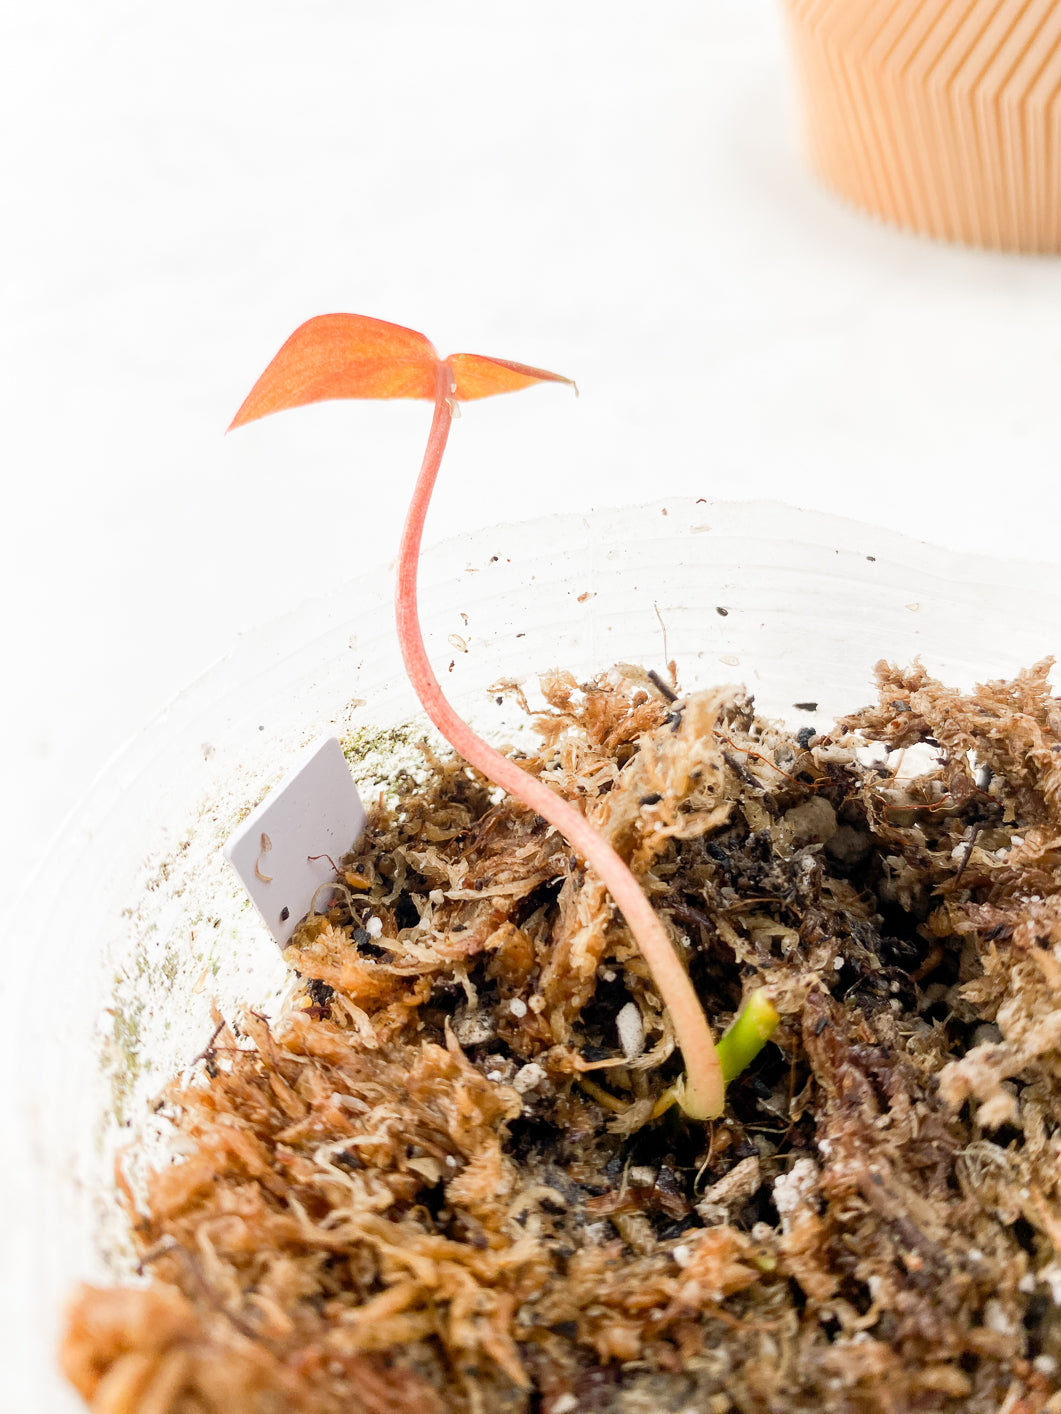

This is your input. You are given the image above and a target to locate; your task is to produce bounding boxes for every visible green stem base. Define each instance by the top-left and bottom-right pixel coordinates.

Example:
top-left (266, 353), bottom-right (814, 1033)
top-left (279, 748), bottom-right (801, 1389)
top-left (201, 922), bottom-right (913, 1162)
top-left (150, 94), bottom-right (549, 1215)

top-left (715, 988), bottom-right (780, 1085)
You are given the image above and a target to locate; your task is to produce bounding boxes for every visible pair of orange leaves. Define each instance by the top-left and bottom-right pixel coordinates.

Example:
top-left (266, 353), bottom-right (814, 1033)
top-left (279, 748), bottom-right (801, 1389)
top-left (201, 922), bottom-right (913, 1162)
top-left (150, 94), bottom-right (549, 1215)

top-left (229, 313), bottom-right (573, 431)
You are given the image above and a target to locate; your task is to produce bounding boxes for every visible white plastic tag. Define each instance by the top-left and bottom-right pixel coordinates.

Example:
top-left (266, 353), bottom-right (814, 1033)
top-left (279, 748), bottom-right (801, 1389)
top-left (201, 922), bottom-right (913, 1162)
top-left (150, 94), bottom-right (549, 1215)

top-left (223, 735), bottom-right (366, 946)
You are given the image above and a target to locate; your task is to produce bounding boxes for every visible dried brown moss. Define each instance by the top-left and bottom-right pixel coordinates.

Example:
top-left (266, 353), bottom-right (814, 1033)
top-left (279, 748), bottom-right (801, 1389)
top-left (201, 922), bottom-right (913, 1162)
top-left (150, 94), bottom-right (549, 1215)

top-left (62, 663), bottom-right (1061, 1412)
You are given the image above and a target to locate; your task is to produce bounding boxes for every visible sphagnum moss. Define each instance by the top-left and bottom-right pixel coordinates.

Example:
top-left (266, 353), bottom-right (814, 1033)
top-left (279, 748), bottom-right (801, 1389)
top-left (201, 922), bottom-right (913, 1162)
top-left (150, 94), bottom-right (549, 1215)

top-left (63, 661), bottom-right (1061, 1412)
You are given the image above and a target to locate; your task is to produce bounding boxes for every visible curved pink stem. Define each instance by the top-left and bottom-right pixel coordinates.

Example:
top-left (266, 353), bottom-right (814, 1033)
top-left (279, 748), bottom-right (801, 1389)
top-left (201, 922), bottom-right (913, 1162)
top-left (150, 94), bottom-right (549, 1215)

top-left (394, 364), bottom-right (724, 1120)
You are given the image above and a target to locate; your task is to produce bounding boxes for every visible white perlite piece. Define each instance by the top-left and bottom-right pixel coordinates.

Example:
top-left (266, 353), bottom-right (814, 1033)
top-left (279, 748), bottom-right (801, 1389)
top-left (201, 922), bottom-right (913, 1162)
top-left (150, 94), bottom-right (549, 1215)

top-left (453, 1012), bottom-right (496, 1048)
top-left (224, 735), bottom-right (366, 946)
top-left (773, 1157), bottom-right (821, 1235)
top-left (616, 1000), bottom-right (645, 1060)
top-left (512, 1062), bottom-right (548, 1094)
top-left (1040, 1262), bottom-right (1061, 1306)
top-left (776, 796), bottom-right (836, 851)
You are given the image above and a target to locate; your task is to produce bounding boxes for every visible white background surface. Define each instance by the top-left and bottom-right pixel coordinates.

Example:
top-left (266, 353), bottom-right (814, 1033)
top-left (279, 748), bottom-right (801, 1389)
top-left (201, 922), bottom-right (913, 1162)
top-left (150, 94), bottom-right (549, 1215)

top-left (4, 0), bottom-right (1061, 916)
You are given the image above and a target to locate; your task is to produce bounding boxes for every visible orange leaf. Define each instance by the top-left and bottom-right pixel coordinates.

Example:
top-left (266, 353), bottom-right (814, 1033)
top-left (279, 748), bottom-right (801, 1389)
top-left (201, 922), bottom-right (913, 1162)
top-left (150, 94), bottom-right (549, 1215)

top-left (228, 314), bottom-right (440, 430)
top-left (449, 352), bottom-right (576, 402)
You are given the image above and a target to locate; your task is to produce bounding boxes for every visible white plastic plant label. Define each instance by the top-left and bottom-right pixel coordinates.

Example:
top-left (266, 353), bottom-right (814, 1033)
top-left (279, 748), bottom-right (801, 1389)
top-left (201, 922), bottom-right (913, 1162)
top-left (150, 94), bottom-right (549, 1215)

top-left (223, 735), bottom-right (366, 945)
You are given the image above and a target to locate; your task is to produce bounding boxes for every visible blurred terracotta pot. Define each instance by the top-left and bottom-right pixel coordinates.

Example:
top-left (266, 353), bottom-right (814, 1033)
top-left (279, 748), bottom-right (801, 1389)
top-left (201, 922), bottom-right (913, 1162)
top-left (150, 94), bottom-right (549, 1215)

top-left (782, 0), bottom-right (1061, 251)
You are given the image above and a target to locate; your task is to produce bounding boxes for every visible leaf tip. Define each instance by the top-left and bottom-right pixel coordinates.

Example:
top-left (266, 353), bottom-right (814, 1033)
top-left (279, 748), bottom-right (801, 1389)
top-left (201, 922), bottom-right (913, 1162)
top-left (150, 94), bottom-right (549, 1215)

top-left (449, 352), bottom-right (577, 402)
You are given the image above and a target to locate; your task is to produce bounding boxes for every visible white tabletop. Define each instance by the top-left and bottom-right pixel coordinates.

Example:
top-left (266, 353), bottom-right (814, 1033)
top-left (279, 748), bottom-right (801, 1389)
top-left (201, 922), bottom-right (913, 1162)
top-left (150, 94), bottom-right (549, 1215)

top-left (4, 0), bottom-right (1061, 915)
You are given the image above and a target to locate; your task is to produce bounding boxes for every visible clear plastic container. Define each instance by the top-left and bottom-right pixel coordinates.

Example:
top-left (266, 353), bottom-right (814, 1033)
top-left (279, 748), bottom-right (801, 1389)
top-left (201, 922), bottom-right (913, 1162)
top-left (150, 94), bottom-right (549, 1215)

top-left (6, 496), bottom-right (1061, 1409)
